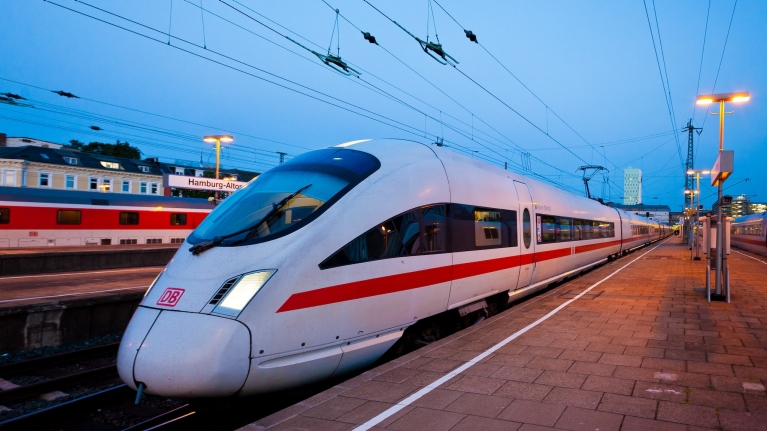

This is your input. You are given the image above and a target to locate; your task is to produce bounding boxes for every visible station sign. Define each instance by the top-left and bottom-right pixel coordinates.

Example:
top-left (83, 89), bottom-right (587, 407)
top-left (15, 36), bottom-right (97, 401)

top-left (711, 150), bottom-right (734, 187)
top-left (163, 174), bottom-right (248, 192)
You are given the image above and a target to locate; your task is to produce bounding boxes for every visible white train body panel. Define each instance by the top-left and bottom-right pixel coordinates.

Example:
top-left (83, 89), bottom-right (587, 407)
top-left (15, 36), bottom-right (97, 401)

top-left (117, 139), bottom-right (670, 397)
top-left (731, 213), bottom-right (767, 256)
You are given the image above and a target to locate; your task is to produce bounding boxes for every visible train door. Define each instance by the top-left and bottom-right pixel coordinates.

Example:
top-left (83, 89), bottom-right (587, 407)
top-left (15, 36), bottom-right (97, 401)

top-left (513, 181), bottom-right (535, 290)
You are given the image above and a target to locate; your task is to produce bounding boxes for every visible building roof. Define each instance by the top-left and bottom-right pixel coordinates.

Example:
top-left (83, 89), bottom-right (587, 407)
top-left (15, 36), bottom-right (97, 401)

top-left (0, 145), bottom-right (260, 179)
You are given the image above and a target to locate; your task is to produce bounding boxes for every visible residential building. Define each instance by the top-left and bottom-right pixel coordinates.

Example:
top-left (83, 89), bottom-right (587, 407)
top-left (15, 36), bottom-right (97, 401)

top-left (623, 168), bottom-right (642, 205)
top-left (0, 133), bottom-right (63, 149)
top-left (0, 144), bottom-right (258, 196)
top-left (614, 203), bottom-right (671, 224)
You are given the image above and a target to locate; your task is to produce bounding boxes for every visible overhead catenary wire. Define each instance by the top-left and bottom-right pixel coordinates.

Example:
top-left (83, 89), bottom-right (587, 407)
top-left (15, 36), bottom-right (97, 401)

top-left (43, 0), bottom-right (591, 194)
top-left (699, 0), bottom-right (738, 133)
top-left (0, 76), bottom-right (310, 151)
top-left (691, 0), bottom-right (711, 125)
top-left (429, 0), bottom-right (621, 172)
top-left (362, 0), bottom-right (622, 185)
top-left (642, 0), bottom-right (684, 169)
top-left (650, 0), bottom-right (683, 169)
top-left (211, 0), bottom-right (588, 189)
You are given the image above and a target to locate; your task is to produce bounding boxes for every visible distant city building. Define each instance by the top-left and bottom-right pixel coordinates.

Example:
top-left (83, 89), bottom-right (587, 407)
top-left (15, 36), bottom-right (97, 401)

top-left (0, 144), bottom-right (258, 197)
top-left (669, 211), bottom-right (684, 225)
top-left (614, 203), bottom-right (670, 224)
top-left (712, 194), bottom-right (767, 218)
top-left (623, 168), bottom-right (642, 205)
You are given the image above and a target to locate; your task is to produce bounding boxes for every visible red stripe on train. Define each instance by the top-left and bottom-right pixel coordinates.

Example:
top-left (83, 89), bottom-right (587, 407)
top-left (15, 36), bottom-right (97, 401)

top-left (732, 237), bottom-right (766, 247)
top-left (277, 239), bottom-right (623, 313)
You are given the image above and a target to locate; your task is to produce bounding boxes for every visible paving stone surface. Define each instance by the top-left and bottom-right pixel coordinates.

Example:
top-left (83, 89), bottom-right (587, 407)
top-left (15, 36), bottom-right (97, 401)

top-left (239, 238), bottom-right (767, 431)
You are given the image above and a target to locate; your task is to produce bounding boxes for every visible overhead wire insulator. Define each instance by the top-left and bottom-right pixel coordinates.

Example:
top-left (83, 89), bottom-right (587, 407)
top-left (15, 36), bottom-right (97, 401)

top-left (2, 93), bottom-right (26, 100)
top-left (52, 90), bottom-right (79, 98)
top-left (0, 96), bottom-right (33, 107)
top-left (90, 125), bottom-right (102, 131)
top-left (362, 32), bottom-right (378, 44)
top-left (464, 29), bottom-right (477, 43)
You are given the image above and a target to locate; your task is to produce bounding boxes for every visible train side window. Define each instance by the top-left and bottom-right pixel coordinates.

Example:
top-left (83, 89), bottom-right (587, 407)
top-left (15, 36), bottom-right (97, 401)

top-left (558, 217), bottom-right (572, 241)
top-left (538, 215), bottom-right (557, 243)
top-left (475, 208), bottom-right (502, 247)
top-left (319, 208), bottom-right (421, 269)
top-left (170, 213), bottom-right (187, 226)
top-left (503, 210), bottom-right (518, 247)
top-left (57, 210), bottom-right (81, 225)
top-left (572, 219), bottom-right (583, 240)
top-left (422, 205), bottom-right (446, 252)
top-left (0, 208), bottom-right (9, 224)
top-left (120, 212), bottom-right (139, 225)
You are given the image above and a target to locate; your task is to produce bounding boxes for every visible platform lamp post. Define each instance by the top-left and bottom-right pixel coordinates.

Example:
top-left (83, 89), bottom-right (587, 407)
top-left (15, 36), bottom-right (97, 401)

top-left (695, 92), bottom-right (749, 298)
top-left (686, 170), bottom-right (710, 260)
top-left (203, 135), bottom-right (233, 199)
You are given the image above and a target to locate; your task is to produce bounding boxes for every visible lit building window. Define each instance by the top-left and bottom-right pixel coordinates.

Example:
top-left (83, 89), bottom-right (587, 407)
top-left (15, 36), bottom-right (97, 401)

top-left (100, 161), bottom-right (121, 170)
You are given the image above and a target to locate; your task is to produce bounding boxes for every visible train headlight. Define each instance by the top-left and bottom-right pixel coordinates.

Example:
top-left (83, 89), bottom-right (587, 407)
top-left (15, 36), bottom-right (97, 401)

top-left (213, 270), bottom-right (276, 317)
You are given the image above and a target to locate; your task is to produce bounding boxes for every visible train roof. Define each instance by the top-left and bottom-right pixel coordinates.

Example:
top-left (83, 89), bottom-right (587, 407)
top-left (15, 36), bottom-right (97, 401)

top-left (0, 186), bottom-right (212, 209)
top-left (732, 212), bottom-right (766, 224)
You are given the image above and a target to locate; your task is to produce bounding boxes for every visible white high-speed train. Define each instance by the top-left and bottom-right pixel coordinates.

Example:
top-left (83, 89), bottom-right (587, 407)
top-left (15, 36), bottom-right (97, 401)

top-left (117, 139), bottom-right (670, 398)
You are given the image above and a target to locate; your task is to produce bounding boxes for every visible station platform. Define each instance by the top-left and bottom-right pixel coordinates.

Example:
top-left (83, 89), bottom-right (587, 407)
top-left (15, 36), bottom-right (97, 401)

top-left (0, 266), bottom-right (160, 308)
top-left (0, 267), bottom-right (160, 353)
top-left (0, 244), bottom-right (178, 276)
top-left (241, 237), bottom-right (767, 431)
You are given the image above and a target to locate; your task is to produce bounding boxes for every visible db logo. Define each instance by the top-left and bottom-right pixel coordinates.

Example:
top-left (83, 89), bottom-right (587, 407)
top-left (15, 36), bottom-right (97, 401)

top-left (157, 288), bottom-right (185, 307)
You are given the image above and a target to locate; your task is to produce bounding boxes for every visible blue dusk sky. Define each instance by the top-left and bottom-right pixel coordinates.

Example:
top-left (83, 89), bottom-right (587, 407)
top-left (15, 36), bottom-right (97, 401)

top-left (1, 0), bottom-right (765, 209)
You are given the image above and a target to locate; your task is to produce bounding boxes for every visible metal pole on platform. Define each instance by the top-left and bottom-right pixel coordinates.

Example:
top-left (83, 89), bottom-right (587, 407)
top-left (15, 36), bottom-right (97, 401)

top-left (714, 100), bottom-right (724, 296)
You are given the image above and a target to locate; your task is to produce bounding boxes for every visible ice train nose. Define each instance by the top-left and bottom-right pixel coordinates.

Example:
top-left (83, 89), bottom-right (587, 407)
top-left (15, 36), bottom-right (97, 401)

top-left (117, 307), bottom-right (250, 397)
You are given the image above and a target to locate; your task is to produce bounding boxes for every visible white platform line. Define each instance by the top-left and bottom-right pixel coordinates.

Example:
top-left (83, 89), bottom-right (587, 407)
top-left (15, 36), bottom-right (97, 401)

top-left (0, 266), bottom-right (163, 280)
top-left (0, 286), bottom-right (147, 303)
top-left (352, 239), bottom-right (670, 431)
top-left (732, 249), bottom-right (767, 265)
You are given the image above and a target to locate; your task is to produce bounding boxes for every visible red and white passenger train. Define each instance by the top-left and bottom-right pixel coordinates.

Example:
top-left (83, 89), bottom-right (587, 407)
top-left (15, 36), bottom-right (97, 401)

top-left (111, 139), bottom-right (670, 398)
top-left (0, 187), bottom-right (211, 247)
top-left (731, 212), bottom-right (767, 256)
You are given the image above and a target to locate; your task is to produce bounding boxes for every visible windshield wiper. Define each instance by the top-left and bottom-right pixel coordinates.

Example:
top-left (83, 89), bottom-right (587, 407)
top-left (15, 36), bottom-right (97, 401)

top-left (189, 184), bottom-right (312, 256)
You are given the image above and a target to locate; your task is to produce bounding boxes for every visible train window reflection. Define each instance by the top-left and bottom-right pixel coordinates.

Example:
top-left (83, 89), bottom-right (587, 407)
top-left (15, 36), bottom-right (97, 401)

top-left (475, 209), bottom-right (502, 247)
top-left (170, 213), bottom-right (187, 226)
top-left (537, 214), bottom-right (614, 244)
top-left (120, 212), bottom-right (139, 225)
top-left (422, 205), bottom-right (446, 252)
top-left (190, 148), bottom-right (379, 246)
top-left (57, 210), bottom-right (81, 225)
top-left (0, 208), bottom-right (9, 224)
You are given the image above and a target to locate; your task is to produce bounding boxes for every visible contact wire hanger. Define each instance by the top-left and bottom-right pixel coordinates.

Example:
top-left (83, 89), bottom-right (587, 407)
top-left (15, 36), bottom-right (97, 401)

top-left (221, 0), bottom-right (359, 77)
top-left (318, 8), bottom-right (360, 77)
top-left (364, 0), bottom-right (458, 66)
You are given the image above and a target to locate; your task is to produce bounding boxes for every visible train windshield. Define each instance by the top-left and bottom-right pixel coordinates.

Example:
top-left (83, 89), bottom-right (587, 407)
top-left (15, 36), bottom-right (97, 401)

top-left (188, 148), bottom-right (379, 246)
